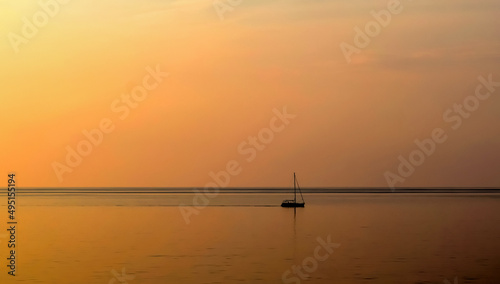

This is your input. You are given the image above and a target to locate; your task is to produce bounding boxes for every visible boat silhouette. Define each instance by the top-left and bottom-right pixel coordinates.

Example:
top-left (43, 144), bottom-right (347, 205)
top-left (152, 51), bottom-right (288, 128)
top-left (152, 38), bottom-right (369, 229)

top-left (281, 172), bottom-right (305, 207)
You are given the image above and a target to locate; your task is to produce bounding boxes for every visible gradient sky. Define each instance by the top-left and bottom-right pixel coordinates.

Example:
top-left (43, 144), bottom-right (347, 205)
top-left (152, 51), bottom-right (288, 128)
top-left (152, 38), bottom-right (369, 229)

top-left (1, 0), bottom-right (499, 188)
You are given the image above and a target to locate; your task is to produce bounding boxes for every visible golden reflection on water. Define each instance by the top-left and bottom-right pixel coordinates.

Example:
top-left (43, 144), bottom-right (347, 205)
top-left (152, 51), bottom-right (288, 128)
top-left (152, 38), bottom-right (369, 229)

top-left (1, 194), bottom-right (499, 283)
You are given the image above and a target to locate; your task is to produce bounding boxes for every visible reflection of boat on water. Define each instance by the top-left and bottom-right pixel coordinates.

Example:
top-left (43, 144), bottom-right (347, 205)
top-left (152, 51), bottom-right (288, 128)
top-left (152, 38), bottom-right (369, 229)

top-left (281, 172), bottom-right (305, 208)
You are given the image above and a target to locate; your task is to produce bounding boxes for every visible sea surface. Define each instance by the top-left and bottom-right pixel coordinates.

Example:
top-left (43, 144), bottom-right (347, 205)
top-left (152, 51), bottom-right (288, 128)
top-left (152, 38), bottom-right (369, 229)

top-left (1, 191), bottom-right (499, 283)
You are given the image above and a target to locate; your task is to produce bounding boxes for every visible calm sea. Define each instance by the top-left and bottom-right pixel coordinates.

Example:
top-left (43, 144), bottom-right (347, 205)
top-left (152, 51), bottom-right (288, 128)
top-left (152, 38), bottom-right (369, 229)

top-left (1, 192), bottom-right (499, 283)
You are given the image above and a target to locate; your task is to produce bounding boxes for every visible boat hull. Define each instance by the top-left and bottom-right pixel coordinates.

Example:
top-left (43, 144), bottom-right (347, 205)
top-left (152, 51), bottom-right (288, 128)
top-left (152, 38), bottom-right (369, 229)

top-left (281, 202), bottom-right (305, 208)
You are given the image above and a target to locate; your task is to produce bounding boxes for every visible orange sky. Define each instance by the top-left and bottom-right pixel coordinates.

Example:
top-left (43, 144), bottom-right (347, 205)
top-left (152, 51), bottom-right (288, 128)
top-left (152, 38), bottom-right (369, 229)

top-left (1, 0), bottom-right (499, 188)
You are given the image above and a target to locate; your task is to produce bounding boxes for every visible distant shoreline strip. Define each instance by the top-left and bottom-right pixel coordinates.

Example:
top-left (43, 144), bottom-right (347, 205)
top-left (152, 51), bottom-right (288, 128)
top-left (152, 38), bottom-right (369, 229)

top-left (8, 187), bottom-right (500, 194)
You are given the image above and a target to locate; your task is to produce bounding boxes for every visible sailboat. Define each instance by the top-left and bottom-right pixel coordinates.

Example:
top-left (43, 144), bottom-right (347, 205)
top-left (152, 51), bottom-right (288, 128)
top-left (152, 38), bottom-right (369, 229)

top-left (281, 172), bottom-right (305, 207)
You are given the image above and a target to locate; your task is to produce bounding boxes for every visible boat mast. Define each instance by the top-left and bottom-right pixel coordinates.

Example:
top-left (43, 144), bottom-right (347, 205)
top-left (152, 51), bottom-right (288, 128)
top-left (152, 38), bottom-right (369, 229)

top-left (294, 172), bottom-right (296, 203)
